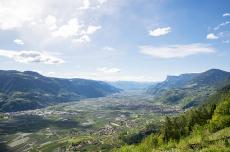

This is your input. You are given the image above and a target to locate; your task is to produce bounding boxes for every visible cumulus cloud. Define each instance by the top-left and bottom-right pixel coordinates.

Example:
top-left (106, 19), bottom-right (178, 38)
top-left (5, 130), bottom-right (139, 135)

top-left (52, 18), bottom-right (101, 42)
top-left (0, 49), bottom-right (64, 64)
top-left (206, 33), bottom-right (219, 40)
top-left (14, 39), bottom-right (24, 45)
top-left (139, 43), bottom-right (215, 59)
top-left (149, 27), bottom-right (171, 37)
top-left (0, 0), bottom-right (105, 44)
top-left (97, 67), bottom-right (121, 74)
top-left (214, 21), bottom-right (230, 30)
top-left (0, 0), bottom-right (106, 30)
top-left (223, 13), bottom-right (230, 17)
top-left (52, 18), bottom-right (82, 38)
top-left (0, 0), bottom-right (43, 30)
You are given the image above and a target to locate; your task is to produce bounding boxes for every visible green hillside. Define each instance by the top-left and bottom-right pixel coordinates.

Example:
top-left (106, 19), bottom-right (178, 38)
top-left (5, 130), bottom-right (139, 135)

top-left (117, 84), bottom-right (230, 152)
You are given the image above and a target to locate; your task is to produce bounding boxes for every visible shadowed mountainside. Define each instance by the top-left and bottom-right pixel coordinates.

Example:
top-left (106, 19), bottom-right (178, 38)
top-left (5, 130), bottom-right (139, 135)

top-left (0, 70), bottom-right (121, 112)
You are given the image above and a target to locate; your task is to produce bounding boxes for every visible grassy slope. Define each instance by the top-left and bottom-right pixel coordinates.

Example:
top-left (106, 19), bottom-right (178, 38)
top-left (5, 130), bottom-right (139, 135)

top-left (116, 127), bottom-right (230, 152)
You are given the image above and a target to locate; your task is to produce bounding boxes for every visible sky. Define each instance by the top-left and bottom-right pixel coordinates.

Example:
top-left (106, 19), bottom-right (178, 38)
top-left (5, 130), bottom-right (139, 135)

top-left (0, 0), bottom-right (229, 82)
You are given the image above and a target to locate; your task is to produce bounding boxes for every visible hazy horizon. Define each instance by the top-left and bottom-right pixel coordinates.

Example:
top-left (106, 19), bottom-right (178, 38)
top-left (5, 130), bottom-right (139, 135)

top-left (1, 68), bottom-right (227, 83)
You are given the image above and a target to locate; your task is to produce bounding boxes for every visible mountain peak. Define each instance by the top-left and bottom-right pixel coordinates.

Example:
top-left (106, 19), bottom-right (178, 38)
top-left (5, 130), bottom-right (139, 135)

top-left (165, 73), bottom-right (198, 82)
top-left (23, 71), bottom-right (42, 77)
top-left (204, 69), bottom-right (228, 74)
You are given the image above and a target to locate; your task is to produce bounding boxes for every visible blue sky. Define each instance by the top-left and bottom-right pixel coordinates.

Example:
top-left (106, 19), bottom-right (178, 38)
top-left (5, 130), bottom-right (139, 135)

top-left (0, 0), bottom-right (229, 81)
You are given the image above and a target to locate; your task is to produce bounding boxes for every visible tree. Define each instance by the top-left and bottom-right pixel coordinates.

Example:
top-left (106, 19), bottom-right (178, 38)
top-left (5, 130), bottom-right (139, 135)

top-left (210, 99), bottom-right (230, 131)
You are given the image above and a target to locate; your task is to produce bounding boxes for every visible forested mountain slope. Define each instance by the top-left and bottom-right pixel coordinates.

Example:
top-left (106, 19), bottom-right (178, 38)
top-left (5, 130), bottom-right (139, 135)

top-left (0, 70), bottom-right (120, 112)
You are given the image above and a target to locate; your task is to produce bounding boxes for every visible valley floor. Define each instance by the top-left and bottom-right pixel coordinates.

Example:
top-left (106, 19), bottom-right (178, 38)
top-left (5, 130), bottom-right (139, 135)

top-left (0, 91), bottom-right (181, 152)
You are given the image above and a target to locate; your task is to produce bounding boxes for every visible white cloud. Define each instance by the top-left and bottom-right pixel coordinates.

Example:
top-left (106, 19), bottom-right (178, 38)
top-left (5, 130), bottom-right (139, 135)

top-left (85, 25), bottom-right (101, 34)
top-left (0, 0), bottom-right (43, 30)
top-left (79, 0), bottom-right (108, 10)
top-left (149, 27), bottom-right (171, 37)
top-left (45, 15), bottom-right (57, 31)
top-left (52, 18), bottom-right (82, 38)
top-left (73, 35), bottom-right (91, 43)
top-left (97, 67), bottom-right (121, 74)
top-left (223, 13), bottom-right (230, 17)
top-left (52, 18), bottom-right (101, 42)
top-left (14, 39), bottom-right (24, 45)
top-left (139, 43), bottom-right (215, 59)
top-left (214, 21), bottom-right (230, 30)
top-left (206, 33), bottom-right (219, 40)
top-left (0, 49), bottom-right (64, 64)
top-left (0, 0), bottom-right (104, 45)
top-left (79, 0), bottom-right (90, 10)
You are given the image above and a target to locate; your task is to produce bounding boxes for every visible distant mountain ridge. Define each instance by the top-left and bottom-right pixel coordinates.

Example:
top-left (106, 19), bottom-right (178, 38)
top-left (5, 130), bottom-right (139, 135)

top-left (147, 73), bottom-right (198, 94)
top-left (108, 81), bottom-right (154, 90)
top-left (147, 69), bottom-right (230, 108)
top-left (0, 70), bottom-right (121, 112)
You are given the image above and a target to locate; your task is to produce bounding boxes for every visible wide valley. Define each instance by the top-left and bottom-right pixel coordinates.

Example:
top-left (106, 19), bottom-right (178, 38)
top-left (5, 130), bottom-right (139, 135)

top-left (0, 90), bottom-right (181, 152)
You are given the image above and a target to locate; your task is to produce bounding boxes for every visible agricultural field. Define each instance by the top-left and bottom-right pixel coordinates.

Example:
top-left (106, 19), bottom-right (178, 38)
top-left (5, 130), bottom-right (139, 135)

top-left (0, 91), bottom-right (181, 152)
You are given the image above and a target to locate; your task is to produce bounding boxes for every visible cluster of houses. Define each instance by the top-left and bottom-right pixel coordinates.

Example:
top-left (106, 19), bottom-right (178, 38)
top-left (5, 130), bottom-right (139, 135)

top-left (5, 109), bottom-right (78, 119)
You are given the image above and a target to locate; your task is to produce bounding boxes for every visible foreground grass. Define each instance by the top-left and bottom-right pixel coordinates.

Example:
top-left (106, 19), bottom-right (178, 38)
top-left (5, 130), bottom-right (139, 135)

top-left (115, 127), bottom-right (230, 152)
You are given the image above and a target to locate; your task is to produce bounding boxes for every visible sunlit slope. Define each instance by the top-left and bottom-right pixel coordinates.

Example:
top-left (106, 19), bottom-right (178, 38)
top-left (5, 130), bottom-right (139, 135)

top-left (147, 69), bottom-right (230, 108)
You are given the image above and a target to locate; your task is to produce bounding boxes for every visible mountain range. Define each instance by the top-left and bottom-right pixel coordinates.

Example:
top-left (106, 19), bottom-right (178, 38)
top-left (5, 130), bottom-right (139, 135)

top-left (147, 69), bottom-right (230, 108)
top-left (108, 81), bottom-right (154, 90)
top-left (0, 70), bottom-right (120, 112)
top-left (1, 69), bottom-right (229, 112)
